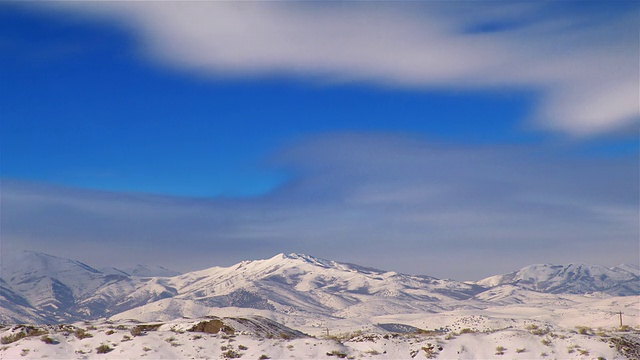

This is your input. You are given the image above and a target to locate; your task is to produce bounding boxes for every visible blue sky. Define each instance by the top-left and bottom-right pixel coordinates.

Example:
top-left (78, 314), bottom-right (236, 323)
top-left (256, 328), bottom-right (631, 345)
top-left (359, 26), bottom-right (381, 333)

top-left (1, 2), bottom-right (638, 279)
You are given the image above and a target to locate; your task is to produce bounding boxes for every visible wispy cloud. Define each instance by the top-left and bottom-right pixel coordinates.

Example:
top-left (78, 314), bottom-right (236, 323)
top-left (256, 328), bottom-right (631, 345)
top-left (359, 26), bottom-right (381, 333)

top-left (37, 1), bottom-right (639, 137)
top-left (3, 134), bottom-right (637, 279)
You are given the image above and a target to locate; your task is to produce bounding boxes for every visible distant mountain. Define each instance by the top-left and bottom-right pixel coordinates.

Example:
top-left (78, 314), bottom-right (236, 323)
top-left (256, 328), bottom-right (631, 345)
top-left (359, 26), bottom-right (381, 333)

top-left (1, 251), bottom-right (638, 324)
top-left (476, 263), bottom-right (640, 296)
top-left (0, 251), bottom-right (176, 323)
top-left (612, 263), bottom-right (640, 276)
top-left (101, 264), bottom-right (181, 277)
top-left (0, 251), bottom-right (117, 322)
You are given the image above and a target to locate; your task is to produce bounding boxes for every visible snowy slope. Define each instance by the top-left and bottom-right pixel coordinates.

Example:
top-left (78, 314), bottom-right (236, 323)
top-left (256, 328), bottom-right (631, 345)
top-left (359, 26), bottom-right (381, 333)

top-left (0, 251), bottom-right (117, 322)
top-left (471, 284), bottom-right (570, 305)
top-left (476, 263), bottom-right (640, 295)
top-left (0, 251), bottom-right (175, 322)
top-left (2, 251), bottom-right (638, 325)
top-left (613, 263), bottom-right (640, 276)
top-left (137, 253), bottom-right (485, 319)
top-left (1, 310), bottom-right (638, 360)
top-left (0, 278), bottom-right (45, 324)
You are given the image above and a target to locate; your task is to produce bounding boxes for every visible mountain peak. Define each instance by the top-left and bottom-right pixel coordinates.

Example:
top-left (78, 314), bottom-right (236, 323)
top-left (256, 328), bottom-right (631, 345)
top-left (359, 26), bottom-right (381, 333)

top-left (263, 253), bottom-right (337, 269)
top-left (266, 253), bottom-right (386, 275)
top-left (1, 250), bottom-right (101, 275)
top-left (281, 253), bottom-right (334, 267)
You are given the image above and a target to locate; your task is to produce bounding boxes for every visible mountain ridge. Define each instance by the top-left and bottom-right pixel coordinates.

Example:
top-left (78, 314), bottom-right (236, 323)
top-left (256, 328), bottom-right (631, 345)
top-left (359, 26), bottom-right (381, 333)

top-left (1, 251), bottom-right (638, 324)
top-left (476, 262), bottom-right (640, 296)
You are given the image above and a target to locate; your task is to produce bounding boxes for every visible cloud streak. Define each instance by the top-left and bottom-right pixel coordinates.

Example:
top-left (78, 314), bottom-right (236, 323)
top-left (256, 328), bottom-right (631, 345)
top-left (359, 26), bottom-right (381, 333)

top-left (2, 134), bottom-right (637, 279)
top-left (36, 1), bottom-right (639, 137)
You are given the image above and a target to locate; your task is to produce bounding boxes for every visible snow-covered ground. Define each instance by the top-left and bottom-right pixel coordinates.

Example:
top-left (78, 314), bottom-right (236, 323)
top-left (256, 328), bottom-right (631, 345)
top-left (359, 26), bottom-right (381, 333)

top-left (1, 309), bottom-right (638, 359)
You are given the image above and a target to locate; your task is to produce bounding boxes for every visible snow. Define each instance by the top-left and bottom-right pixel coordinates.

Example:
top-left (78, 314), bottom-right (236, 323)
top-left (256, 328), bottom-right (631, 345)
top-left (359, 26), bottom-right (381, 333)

top-left (613, 264), bottom-right (640, 276)
top-left (1, 251), bottom-right (639, 358)
top-left (1, 310), bottom-right (637, 359)
top-left (476, 263), bottom-right (640, 295)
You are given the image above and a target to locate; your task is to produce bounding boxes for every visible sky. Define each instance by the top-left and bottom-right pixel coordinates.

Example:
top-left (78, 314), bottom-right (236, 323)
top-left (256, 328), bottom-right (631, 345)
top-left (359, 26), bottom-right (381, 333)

top-left (1, 1), bottom-right (638, 280)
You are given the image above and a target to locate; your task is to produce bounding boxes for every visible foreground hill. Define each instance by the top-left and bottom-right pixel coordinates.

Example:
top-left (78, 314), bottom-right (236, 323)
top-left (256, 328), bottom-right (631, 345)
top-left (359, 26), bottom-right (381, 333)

top-left (1, 309), bottom-right (638, 359)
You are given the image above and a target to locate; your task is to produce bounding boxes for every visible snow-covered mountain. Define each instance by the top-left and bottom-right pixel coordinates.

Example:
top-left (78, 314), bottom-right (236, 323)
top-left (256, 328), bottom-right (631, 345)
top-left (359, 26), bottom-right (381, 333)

top-left (476, 263), bottom-right (640, 296)
top-left (111, 253), bottom-right (484, 322)
top-left (613, 263), bottom-right (640, 276)
top-left (0, 277), bottom-right (45, 324)
top-left (1, 251), bottom-right (638, 324)
top-left (0, 251), bottom-right (177, 323)
top-left (0, 251), bottom-right (120, 322)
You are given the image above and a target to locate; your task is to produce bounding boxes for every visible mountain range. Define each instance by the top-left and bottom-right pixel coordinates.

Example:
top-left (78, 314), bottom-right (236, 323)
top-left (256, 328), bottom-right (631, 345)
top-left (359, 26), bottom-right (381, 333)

top-left (1, 251), bottom-right (638, 324)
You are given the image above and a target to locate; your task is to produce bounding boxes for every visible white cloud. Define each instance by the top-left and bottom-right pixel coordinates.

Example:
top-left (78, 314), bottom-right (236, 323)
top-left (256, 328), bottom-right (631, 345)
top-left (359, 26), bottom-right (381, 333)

top-left (38, 1), bottom-right (638, 137)
top-left (2, 134), bottom-right (637, 279)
